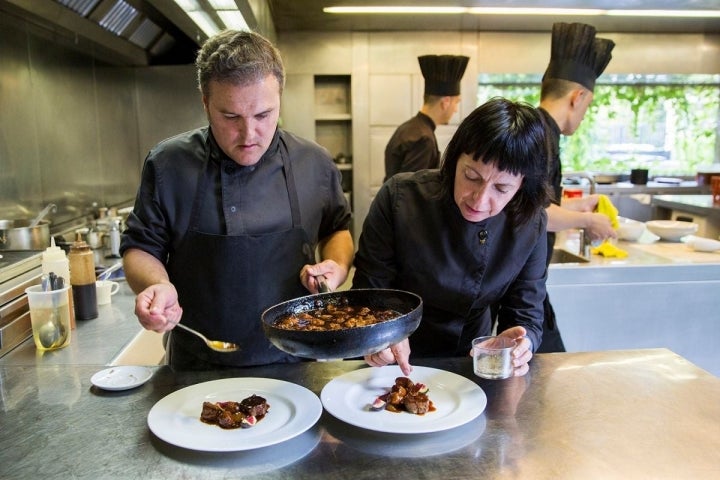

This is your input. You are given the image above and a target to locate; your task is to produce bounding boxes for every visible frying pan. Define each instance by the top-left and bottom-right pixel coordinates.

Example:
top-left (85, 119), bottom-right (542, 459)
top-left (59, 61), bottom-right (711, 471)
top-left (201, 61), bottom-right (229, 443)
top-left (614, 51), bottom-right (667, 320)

top-left (261, 289), bottom-right (423, 360)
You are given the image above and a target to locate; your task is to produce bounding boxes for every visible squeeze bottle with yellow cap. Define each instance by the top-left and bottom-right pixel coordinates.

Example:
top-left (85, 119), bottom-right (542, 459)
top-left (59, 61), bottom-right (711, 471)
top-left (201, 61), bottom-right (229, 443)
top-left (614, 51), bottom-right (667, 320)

top-left (42, 237), bottom-right (76, 328)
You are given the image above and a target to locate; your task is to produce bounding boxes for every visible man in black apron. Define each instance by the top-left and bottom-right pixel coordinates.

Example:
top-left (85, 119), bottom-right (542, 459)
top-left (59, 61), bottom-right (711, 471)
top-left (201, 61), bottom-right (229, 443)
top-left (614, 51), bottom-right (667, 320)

top-left (121, 30), bottom-right (353, 370)
top-left (537, 23), bottom-right (616, 352)
top-left (384, 54), bottom-right (469, 183)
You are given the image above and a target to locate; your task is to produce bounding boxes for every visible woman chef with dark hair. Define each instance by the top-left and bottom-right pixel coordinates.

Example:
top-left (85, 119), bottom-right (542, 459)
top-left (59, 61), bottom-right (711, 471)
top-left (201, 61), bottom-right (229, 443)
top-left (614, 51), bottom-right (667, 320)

top-left (354, 97), bottom-right (551, 377)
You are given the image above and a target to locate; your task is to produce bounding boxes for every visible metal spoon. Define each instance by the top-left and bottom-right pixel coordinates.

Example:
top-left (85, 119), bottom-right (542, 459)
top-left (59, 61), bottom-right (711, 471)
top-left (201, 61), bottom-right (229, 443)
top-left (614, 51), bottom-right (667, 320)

top-left (38, 274), bottom-right (67, 349)
top-left (29, 203), bottom-right (57, 228)
top-left (39, 321), bottom-right (61, 349)
top-left (174, 323), bottom-right (240, 353)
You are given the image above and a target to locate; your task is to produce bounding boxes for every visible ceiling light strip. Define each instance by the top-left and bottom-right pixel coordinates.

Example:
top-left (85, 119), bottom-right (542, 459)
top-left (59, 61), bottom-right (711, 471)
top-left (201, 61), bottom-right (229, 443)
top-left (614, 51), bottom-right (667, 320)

top-left (324, 7), bottom-right (466, 15)
top-left (324, 6), bottom-right (720, 19)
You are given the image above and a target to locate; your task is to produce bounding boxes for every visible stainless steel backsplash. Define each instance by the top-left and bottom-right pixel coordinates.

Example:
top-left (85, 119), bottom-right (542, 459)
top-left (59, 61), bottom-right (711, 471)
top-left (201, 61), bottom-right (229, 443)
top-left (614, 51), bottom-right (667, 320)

top-left (0, 13), bottom-right (205, 232)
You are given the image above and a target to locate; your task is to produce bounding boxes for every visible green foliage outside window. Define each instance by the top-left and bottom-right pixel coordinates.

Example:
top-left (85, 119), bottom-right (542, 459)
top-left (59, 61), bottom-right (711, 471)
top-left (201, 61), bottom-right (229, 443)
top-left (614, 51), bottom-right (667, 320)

top-left (478, 74), bottom-right (719, 176)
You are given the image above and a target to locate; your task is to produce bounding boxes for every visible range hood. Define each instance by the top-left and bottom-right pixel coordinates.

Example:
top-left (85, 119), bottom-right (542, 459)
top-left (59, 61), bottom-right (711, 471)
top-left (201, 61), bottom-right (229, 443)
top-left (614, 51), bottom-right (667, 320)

top-left (0, 0), bottom-right (219, 66)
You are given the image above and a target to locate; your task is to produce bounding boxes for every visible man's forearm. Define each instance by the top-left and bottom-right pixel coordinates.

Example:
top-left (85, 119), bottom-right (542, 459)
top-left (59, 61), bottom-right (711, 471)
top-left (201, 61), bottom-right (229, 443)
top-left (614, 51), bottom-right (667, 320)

top-left (122, 248), bottom-right (171, 294)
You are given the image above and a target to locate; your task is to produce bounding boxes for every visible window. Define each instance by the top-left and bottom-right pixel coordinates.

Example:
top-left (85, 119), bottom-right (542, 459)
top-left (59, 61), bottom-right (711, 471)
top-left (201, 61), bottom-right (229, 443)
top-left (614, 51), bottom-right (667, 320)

top-left (478, 74), bottom-right (720, 176)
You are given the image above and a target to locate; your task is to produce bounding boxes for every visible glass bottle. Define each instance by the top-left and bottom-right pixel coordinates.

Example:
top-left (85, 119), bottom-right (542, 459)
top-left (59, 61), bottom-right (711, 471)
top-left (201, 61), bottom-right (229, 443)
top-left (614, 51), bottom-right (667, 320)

top-left (68, 239), bottom-right (98, 320)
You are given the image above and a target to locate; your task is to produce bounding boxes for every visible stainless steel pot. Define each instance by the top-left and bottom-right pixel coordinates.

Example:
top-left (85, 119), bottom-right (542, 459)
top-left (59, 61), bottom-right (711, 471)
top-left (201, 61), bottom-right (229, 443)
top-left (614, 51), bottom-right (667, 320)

top-left (0, 219), bottom-right (50, 250)
top-left (593, 173), bottom-right (623, 184)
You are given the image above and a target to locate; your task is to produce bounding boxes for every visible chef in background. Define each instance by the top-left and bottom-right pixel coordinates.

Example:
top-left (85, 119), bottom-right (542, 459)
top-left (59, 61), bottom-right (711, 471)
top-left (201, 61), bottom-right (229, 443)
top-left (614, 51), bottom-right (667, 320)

top-left (121, 30), bottom-right (353, 370)
top-left (383, 54), bottom-right (469, 183)
top-left (356, 97), bottom-right (550, 377)
top-left (528, 22), bottom-right (616, 352)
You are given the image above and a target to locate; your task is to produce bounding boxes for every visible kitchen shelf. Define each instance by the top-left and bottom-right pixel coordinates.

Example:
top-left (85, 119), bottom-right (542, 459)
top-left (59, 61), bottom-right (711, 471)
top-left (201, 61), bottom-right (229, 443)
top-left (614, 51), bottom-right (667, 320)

top-left (314, 75), bottom-right (353, 212)
top-left (316, 113), bottom-right (352, 121)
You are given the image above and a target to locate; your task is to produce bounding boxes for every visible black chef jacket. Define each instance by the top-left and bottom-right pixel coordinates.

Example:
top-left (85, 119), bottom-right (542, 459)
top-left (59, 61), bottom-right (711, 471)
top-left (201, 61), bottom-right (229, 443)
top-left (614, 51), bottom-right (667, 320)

top-left (121, 127), bottom-right (351, 259)
top-left (352, 170), bottom-right (546, 357)
top-left (121, 126), bottom-right (351, 367)
top-left (384, 112), bottom-right (440, 183)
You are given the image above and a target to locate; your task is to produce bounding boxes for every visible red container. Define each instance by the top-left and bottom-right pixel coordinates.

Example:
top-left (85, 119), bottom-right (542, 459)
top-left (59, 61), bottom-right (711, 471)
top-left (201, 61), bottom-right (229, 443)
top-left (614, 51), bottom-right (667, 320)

top-left (711, 176), bottom-right (720, 204)
top-left (563, 188), bottom-right (583, 199)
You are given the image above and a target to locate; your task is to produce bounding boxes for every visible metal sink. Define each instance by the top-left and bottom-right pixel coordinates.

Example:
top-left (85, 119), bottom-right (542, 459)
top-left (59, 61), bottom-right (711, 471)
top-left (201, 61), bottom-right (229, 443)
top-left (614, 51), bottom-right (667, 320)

top-left (550, 248), bottom-right (590, 264)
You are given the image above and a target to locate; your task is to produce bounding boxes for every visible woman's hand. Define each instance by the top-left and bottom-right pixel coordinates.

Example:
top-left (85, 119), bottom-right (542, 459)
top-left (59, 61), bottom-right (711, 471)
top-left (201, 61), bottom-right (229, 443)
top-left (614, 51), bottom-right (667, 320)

top-left (365, 338), bottom-right (413, 376)
top-left (470, 326), bottom-right (533, 377)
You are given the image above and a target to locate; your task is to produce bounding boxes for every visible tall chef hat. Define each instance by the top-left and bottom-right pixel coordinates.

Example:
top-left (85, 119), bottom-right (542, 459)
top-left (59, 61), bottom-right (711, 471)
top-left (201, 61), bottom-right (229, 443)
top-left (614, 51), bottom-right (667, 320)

top-left (418, 54), bottom-right (470, 96)
top-left (592, 37), bottom-right (615, 79)
top-left (542, 22), bottom-right (613, 92)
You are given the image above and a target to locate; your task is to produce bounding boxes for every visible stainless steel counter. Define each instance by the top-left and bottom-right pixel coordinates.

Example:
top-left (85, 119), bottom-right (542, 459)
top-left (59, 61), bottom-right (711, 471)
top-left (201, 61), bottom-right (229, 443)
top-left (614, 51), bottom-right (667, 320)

top-left (1, 279), bottom-right (719, 477)
top-left (0, 281), bottom-right (142, 366)
top-left (1, 349), bottom-right (718, 479)
top-left (548, 237), bottom-right (720, 377)
top-left (652, 194), bottom-right (720, 218)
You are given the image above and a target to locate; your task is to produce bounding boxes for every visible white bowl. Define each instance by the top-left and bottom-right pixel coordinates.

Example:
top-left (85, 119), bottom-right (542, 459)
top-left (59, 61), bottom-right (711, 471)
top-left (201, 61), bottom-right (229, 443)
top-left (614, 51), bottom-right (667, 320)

top-left (685, 235), bottom-right (720, 252)
top-left (645, 220), bottom-right (698, 242)
top-left (616, 216), bottom-right (645, 241)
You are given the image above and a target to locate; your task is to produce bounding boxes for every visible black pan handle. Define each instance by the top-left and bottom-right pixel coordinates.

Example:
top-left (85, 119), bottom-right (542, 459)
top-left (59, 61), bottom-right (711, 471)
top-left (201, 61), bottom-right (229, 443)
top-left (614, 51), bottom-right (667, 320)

top-left (315, 274), bottom-right (330, 293)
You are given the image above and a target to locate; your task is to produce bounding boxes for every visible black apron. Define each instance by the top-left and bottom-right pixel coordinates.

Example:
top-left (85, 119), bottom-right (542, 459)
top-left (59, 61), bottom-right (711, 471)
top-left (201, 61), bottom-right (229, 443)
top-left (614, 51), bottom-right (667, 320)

top-left (166, 134), bottom-right (313, 369)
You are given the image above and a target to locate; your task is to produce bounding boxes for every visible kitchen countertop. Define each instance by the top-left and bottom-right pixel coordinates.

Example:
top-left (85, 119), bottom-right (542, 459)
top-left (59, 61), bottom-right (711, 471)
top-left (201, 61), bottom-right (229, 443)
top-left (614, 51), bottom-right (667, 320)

top-left (552, 234), bottom-right (720, 270)
top-left (652, 194), bottom-right (720, 218)
top-left (0, 282), bottom-right (144, 367)
top-left (1, 350), bottom-right (718, 479)
top-left (596, 180), bottom-right (706, 195)
top-left (1, 261), bottom-right (719, 477)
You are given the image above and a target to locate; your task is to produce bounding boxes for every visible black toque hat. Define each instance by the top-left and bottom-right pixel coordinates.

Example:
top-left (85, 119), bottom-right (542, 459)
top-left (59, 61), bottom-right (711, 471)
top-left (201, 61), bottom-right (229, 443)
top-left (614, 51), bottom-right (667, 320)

top-left (592, 37), bottom-right (615, 79)
top-left (543, 22), bottom-right (614, 92)
top-left (418, 55), bottom-right (469, 96)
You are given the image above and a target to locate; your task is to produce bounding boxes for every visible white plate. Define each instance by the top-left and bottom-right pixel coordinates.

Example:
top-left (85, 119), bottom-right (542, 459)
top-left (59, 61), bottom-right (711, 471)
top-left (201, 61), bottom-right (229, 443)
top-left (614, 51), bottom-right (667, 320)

top-left (321, 365), bottom-right (487, 434)
top-left (91, 366), bottom-right (153, 391)
top-left (147, 378), bottom-right (322, 452)
top-left (324, 411), bottom-right (486, 458)
top-left (685, 235), bottom-right (720, 252)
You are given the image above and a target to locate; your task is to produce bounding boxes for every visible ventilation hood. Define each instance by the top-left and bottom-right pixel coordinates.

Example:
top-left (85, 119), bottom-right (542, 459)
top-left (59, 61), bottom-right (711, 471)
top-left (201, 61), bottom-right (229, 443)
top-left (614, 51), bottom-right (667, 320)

top-left (0, 0), bottom-right (251, 66)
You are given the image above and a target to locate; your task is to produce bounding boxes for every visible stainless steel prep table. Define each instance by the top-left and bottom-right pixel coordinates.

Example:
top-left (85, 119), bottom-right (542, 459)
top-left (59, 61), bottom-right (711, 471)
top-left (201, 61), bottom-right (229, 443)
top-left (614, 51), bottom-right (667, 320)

top-left (1, 349), bottom-right (718, 479)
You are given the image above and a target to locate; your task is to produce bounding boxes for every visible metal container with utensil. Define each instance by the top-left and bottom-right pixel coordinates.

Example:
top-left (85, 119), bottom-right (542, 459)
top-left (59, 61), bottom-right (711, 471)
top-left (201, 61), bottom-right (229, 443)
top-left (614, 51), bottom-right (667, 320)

top-left (0, 219), bottom-right (50, 250)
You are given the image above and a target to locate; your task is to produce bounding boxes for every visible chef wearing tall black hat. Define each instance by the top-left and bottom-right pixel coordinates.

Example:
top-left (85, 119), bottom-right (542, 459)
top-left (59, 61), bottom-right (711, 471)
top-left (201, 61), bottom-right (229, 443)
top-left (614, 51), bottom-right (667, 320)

top-left (383, 54), bottom-right (469, 183)
top-left (523, 23), bottom-right (616, 352)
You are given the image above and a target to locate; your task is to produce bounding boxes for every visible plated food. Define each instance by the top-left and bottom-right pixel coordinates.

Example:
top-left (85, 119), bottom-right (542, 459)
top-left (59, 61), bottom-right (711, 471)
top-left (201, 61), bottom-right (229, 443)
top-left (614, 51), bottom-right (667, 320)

top-left (200, 394), bottom-right (270, 429)
top-left (370, 376), bottom-right (435, 415)
top-left (321, 366), bottom-right (486, 434)
top-left (147, 378), bottom-right (322, 451)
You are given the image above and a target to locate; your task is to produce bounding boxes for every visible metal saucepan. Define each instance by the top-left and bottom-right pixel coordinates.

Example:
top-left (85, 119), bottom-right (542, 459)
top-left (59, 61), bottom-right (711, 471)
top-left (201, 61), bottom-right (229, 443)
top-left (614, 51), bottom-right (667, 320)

top-left (0, 219), bottom-right (50, 250)
top-left (261, 289), bottom-right (423, 360)
top-left (592, 173), bottom-right (625, 184)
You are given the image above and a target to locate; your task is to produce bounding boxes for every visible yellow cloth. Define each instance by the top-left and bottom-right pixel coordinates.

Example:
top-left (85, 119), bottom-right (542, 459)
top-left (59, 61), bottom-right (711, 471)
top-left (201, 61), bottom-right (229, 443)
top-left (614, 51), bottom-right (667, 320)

top-left (596, 194), bottom-right (619, 229)
top-left (591, 194), bottom-right (628, 258)
top-left (591, 241), bottom-right (628, 258)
